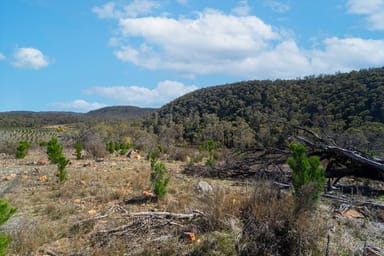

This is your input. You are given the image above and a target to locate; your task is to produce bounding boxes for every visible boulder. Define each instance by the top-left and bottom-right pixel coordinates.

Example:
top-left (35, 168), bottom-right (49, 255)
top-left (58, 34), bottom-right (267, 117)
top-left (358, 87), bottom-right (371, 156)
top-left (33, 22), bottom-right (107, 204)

top-left (196, 181), bottom-right (213, 194)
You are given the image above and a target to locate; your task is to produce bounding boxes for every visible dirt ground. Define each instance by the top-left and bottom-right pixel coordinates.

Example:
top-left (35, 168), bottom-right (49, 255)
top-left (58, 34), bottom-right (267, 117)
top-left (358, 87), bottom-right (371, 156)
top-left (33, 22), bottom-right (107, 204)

top-left (0, 148), bottom-right (383, 255)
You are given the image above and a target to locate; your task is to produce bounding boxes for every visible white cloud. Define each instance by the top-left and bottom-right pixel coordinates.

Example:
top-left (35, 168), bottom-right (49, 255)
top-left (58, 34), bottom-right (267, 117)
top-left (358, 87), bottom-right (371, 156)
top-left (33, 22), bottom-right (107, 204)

top-left (311, 37), bottom-right (384, 72)
top-left (114, 9), bottom-right (280, 76)
top-left (92, 0), bottom-right (160, 19)
top-left (95, 3), bottom-right (384, 79)
top-left (347, 0), bottom-right (384, 30)
top-left (50, 100), bottom-right (106, 112)
top-left (92, 2), bottom-right (117, 19)
top-left (264, 0), bottom-right (290, 13)
top-left (12, 47), bottom-right (50, 69)
top-left (0, 53), bottom-right (5, 61)
top-left (85, 80), bottom-right (198, 107)
top-left (231, 0), bottom-right (250, 16)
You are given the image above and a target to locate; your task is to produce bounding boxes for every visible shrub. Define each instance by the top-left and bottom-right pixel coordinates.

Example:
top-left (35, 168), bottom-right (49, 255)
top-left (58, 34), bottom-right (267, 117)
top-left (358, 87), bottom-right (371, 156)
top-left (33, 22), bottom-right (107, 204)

top-left (288, 143), bottom-right (326, 204)
top-left (74, 141), bottom-right (83, 160)
top-left (47, 137), bottom-right (63, 164)
top-left (106, 141), bottom-right (115, 154)
top-left (239, 182), bottom-right (324, 255)
top-left (15, 141), bottom-right (30, 159)
top-left (0, 199), bottom-right (16, 256)
top-left (203, 139), bottom-right (216, 167)
top-left (57, 155), bottom-right (69, 182)
top-left (149, 153), bottom-right (170, 199)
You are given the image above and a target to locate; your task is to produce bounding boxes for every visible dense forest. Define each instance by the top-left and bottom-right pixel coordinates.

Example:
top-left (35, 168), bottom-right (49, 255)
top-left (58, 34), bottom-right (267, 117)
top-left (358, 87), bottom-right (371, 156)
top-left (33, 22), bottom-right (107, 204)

top-left (146, 67), bottom-right (384, 156)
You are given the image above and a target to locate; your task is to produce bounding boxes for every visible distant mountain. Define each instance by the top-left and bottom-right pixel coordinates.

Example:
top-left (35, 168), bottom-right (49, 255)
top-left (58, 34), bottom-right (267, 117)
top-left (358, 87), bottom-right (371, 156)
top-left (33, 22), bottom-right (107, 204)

top-left (0, 106), bottom-right (157, 127)
top-left (86, 106), bottom-right (157, 120)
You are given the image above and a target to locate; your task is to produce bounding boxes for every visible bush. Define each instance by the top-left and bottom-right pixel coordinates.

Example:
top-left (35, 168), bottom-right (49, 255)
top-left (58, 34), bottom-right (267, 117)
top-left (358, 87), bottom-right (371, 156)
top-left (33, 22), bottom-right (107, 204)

top-left (288, 143), bottom-right (326, 205)
top-left (15, 141), bottom-right (30, 159)
top-left (47, 137), bottom-right (63, 164)
top-left (149, 154), bottom-right (170, 199)
top-left (74, 141), bottom-right (83, 160)
top-left (57, 155), bottom-right (69, 182)
top-left (106, 141), bottom-right (115, 154)
top-left (239, 182), bottom-right (324, 255)
top-left (0, 199), bottom-right (16, 256)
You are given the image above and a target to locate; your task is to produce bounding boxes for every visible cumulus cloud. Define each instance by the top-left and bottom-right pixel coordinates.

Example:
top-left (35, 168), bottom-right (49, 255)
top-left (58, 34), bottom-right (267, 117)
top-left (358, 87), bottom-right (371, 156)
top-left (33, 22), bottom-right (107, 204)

top-left (85, 80), bottom-right (198, 107)
top-left (114, 9), bottom-right (280, 76)
top-left (94, 2), bottom-right (384, 79)
top-left (50, 100), bottom-right (106, 112)
top-left (347, 0), bottom-right (384, 30)
top-left (12, 47), bottom-right (50, 69)
top-left (0, 53), bottom-right (5, 61)
top-left (311, 37), bottom-right (384, 72)
top-left (92, 0), bottom-right (160, 19)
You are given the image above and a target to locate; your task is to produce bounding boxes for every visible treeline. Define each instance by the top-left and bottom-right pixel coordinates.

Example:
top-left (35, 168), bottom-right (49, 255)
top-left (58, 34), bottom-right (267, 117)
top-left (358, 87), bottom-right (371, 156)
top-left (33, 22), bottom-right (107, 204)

top-left (0, 106), bottom-right (156, 127)
top-left (145, 67), bottom-right (384, 155)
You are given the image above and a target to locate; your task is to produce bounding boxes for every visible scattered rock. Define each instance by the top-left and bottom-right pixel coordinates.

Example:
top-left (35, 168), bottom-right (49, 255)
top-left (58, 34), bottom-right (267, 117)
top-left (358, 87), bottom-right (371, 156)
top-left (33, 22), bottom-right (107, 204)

top-left (127, 150), bottom-right (141, 160)
top-left (183, 232), bottom-right (196, 242)
top-left (22, 175), bottom-right (29, 180)
top-left (143, 191), bottom-right (154, 197)
top-left (196, 181), bottom-right (213, 194)
top-left (34, 167), bottom-right (42, 173)
top-left (37, 159), bottom-right (48, 165)
top-left (74, 199), bottom-right (81, 204)
top-left (38, 175), bottom-right (48, 182)
top-left (340, 209), bottom-right (365, 219)
top-left (3, 174), bottom-right (17, 181)
top-left (88, 209), bottom-right (97, 216)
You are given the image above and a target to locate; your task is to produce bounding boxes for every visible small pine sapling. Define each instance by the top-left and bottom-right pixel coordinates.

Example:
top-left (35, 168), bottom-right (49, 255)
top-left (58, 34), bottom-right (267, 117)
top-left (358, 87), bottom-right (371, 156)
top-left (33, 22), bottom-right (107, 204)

top-left (16, 141), bottom-right (30, 159)
top-left (0, 199), bottom-right (16, 256)
top-left (57, 155), bottom-right (69, 182)
top-left (47, 137), bottom-right (63, 164)
top-left (288, 143), bottom-right (326, 205)
top-left (149, 152), bottom-right (170, 199)
top-left (74, 141), bottom-right (83, 160)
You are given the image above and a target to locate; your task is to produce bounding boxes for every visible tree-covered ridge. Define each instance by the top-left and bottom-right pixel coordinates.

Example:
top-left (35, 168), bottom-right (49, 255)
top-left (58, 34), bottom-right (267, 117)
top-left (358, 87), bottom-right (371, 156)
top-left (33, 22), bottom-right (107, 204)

top-left (148, 67), bottom-right (384, 154)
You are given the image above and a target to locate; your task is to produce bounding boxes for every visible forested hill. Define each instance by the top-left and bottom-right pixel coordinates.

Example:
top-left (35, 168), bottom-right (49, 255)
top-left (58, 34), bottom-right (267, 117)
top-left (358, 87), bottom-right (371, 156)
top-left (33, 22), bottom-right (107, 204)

top-left (86, 106), bottom-right (156, 120)
top-left (0, 106), bottom-right (156, 127)
top-left (147, 67), bottom-right (384, 154)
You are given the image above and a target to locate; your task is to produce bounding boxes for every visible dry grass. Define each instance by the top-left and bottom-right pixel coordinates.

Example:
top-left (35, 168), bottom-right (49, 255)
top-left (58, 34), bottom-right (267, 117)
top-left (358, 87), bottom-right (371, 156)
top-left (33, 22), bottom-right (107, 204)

top-left (0, 149), bottom-right (383, 255)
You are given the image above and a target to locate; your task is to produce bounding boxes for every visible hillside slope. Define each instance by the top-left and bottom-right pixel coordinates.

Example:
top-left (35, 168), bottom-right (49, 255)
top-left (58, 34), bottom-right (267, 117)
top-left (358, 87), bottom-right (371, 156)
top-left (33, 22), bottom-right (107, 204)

top-left (147, 67), bottom-right (384, 154)
top-left (86, 106), bottom-right (157, 120)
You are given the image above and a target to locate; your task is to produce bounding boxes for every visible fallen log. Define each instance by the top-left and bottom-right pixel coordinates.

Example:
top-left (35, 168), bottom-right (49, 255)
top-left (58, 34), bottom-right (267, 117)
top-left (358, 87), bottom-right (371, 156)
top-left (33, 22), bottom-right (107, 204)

top-left (122, 210), bottom-right (205, 220)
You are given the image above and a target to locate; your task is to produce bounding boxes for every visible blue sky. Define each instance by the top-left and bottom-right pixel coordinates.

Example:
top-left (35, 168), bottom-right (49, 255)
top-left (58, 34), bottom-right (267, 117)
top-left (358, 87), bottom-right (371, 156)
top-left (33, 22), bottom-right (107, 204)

top-left (1, 0), bottom-right (384, 112)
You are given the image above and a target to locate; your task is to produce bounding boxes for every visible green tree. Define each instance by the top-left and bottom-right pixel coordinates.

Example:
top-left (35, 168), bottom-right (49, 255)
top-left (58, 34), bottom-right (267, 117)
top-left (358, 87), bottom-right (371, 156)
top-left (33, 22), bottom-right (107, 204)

top-left (74, 141), bottom-right (83, 160)
top-left (204, 139), bottom-right (216, 167)
top-left (119, 143), bottom-right (128, 155)
top-left (288, 143), bottom-right (326, 202)
top-left (47, 137), bottom-right (63, 164)
top-left (106, 141), bottom-right (115, 154)
top-left (149, 153), bottom-right (170, 199)
top-left (57, 155), bottom-right (69, 182)
top-left (16, 141), bottom-right (30, 159)
top-left (0, 199), bottom-right (16, 256)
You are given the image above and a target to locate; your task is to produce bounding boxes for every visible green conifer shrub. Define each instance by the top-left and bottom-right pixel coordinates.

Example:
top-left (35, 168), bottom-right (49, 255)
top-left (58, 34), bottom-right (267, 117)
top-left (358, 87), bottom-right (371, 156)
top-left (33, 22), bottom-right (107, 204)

top-left (74, 141), bottom-right (83, 160)
top-left (47, 137), bottom-right (63, 164)
top-left (0, 199), bottom-right (16, 256)
top-left (15, 141), bottom-right (30, 159)
top-left (288, 143), bottom-right (326, 206)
